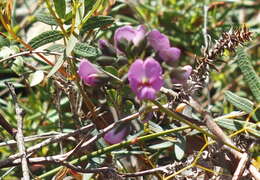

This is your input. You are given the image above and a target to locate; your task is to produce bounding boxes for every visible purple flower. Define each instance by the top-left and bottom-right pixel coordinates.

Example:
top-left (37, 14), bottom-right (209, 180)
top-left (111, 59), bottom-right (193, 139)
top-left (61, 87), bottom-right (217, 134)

top-left (171, 65), bottom-right (192, 85)
top-left (158, 47), bottom-right (181, 65)
top-left (128, 57), bottom-right (163, 100)
top-left (147, 30), bottom-right (170, 51)
top-left (148, 30), bottom-right (181, 64)
top-left (104, 126), bottom-right (130, 144)
top-left (114, 25), bottom-right (146, 51)
top-left (78, 59), bottom-right (101, 86)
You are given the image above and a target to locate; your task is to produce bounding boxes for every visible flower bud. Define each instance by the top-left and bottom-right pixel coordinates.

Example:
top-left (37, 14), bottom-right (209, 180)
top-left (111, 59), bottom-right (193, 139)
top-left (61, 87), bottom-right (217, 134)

top-left (103, 124), bottom-right (131, 144)
top-left (78, 59), bottom-right (109, 86)
top-left (117, 38), bottom-right (132, 54)
top-left (96, 56), bottom-right (117, 66)
top-left (159, 47), bottom-right (181, 66)
top-left (116, 56), bottom-right (128, 66)
top-left (170, 65), bottom-right (192, 85)
top-left (98, 40), bottom-right (116, 57)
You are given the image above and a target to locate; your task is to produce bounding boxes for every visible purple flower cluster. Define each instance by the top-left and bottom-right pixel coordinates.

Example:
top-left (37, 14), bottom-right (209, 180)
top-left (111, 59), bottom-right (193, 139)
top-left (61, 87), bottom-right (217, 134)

top-left (77, 25), bottom-right (192, 144)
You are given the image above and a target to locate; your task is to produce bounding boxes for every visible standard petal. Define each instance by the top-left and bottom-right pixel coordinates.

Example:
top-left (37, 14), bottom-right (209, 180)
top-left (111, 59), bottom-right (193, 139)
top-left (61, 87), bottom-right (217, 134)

top-left (114, 26), bottom-right (136, 48)
top-left (147, 30), bottom-right (170, 51)
top-left (159, 47), bottom-right (181, 63)
top-left (138, 86), bottom-right (156, 100)
top-left (133, 25), bottom-right (147, 46)
top-left (128, 59), bottom-right (145, 82)
top-left (144, 57), bottom-right (162, 79)
top-left (78, 60), bottom-right (98, 79)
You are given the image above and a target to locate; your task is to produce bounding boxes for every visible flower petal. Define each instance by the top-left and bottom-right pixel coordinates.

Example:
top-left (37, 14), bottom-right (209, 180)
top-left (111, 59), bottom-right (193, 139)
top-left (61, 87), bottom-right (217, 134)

top-left (104, 126), bottom-right (129, 144)
top-left (78, 60), bottom-right (100, 86)
top-left (150, 76), bottom-right (164, 91)
top-left (147, 30), bottom-right (170, 51)
top-left (138, 86), bottom-right (156, 100)
top-left (78, 60), bottom-right (99, 78)
top-left (144, 57), bottom-right (162, 79)
top-left (114, 26), bottom-right (136, 48)
top-left (128, 59), bottom-right (145, 83)
top-left (133, 25), bottom-right (147, 46)
top-left (159, 47), bottom-right (181, 63)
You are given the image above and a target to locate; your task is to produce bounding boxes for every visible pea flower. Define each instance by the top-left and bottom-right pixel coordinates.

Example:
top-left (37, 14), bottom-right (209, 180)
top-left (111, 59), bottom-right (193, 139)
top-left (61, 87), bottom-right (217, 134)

top-left (104, 126), bottom-right (130, 144)
top-left (147, 30), bottom-right (170, 51)
top-left (171, 65), bottom-right (192, 85)
top-left (114, 25), bottom-right (146, 52)
top-left (148, 30), bottom-right (181, 65)
top-left (128, 57), bottom-right (163, 100)
top-left (78, 59), bottom-right (102, 86)
top-left (158, 47), bottom-right (181, 64)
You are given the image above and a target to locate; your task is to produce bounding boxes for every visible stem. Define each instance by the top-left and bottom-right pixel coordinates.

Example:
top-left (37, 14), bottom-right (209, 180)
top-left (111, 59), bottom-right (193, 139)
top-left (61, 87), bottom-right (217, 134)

top-left (152, 100), bottom-right (242, 153)
top-left (38, 126), bottom-right (190, 178)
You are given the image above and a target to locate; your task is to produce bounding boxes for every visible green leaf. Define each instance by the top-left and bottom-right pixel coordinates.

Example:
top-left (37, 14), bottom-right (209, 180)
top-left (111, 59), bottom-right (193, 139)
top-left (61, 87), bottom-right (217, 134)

top-left (173, 134), bottom-right (186, 161)
top-left (85, 0), bottom-right (95, 12)
top-left (149, 141), bottom-right (173, 150)
top-left (236, 47), bottom-right (260, 102)
top-left (73, 42), bottom-right (100, 58)
top-left (149, 121), bottom-right (164, 133)
top-left (46, 54), bottom-right (65, 78)
top-left (80, 16), bottom-right (114, 33)
top-left (215, 118), bottom-right (260, 137)
top-left (0, 36), bottom-right (10, 48)
top-left (44, 44), bottom-right (65, 53)
top-left (122, 100), bottom-right (135, 115)
top-left (103, 66), bottom-right (118, 77)
top-left (53, 0), bottom-right (66, 18)
top-left (11, 56), bottom-right (24, 75)
top-left (28, 30), bottom-right (63, 49)
top-left (28, 70), bottom-right (45, 87)
top-left (225, 90), bottom-right (254, 113)
top-left (66, 35), bottom-right (77, 56)
top-left (35, 12), bottom-right (58, 25)
top-left (0, 46), bottom-right (19, 59)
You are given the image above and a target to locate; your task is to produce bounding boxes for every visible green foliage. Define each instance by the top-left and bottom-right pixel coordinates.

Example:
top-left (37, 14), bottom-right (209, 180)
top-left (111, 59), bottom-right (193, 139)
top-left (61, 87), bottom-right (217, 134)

top-left (224, 90), bottom-right (254, 113)
top-left (236, 47), bottom-right (260, 102)
top-left (53, 0), bottom-right (66, 18)
top-left (28, 30), bottom-right (63, 49)
top-left (80, 16), bottom-right (114, 32)
top-left (35, 12), bottom-right (58, 26)
top-left (73, 42), bottom-right (100, 58)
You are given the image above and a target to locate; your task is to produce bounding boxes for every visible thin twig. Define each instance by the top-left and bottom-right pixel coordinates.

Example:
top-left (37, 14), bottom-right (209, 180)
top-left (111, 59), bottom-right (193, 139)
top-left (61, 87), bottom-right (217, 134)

top-left (0, 50), bottom-right (80, 63)
top-left (0, 124), bottom-right (94, 168)
top-left (0, 132), bottom-right (63, 147)
top-left (5, 82), bottom-right (30, 180)
top-left (232, 153), bottom-right (248, 180)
